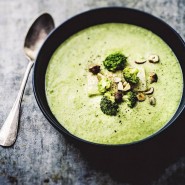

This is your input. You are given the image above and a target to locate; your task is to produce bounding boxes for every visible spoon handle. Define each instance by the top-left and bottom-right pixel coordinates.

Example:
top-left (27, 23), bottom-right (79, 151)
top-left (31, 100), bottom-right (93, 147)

top-left (0, 61), bottom-right (34, 146)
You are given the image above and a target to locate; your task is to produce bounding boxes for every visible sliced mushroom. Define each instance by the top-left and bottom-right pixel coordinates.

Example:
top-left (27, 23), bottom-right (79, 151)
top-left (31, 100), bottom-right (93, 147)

top-left (135, 60), bottom-right (146, 64)
top-left (144, 87), bottom-right (154, 95)
top-left (89, 65), bottom-right (100, 74)
top-left (149, 72), bottom-right (158, 83)
top-left (148, 54), bottom-right (159, 63)
top-left (137, 93), bottom-right (146, 101)
top-left (149, 97), bottom-right (156, 106)
top-left (118, 82), bottom-right (124, 91)
top-left (123, 83), bottom-right (131, 91)
top-left (114, 77), bottom-right (122, 83)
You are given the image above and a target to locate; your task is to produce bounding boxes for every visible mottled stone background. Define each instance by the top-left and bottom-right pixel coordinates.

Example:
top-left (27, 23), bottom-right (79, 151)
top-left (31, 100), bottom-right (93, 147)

top-left (0, 0), bottom-right (185, 185)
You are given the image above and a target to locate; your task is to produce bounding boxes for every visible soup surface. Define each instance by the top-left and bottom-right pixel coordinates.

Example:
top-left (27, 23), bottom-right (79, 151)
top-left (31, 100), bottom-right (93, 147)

top-left (45, 23), bottom-right (183, 144)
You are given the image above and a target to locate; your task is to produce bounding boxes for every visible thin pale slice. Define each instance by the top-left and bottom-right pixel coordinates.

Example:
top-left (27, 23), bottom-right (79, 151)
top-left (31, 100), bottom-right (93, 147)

top-left (129, 63), bottom-right (147, 91)
top-left (87, 73), bottom-right (101, 96)
top-left (134, 66), bottom-right (147, 91)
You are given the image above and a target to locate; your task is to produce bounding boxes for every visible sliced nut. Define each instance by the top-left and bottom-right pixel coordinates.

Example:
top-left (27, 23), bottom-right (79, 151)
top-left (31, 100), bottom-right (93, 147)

top-left (137, 93), bottom-right (146, 101)
top-left (148, 54), bottom-right (159, 63)
top-left (114, 77), bottom-right (121, 83)
top-left (149, 97), bottom-right (156, 106)
top-left (149, 72), bottom-right (158, 83)
top-left (123, 81), bottom-right (128, 87)
top-left (89, 65), bottom-right (100, 74)
top-left (123, 83), bottom-right (131, 91)
top-left (114, 91), bottom-right (123, 103)
top-left (144, 87), bottom-right (154, 95)
top-left (107, 73), bottom-right (114, 80)
top-left (135, 60), bottom-right (146, 64)
top-left (118, 82), bottom-right (124, 91)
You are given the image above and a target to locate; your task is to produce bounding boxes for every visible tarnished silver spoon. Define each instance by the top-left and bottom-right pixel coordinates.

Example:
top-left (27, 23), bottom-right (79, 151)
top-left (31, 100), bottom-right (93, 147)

top-left (0, 13), bottom-right (55, 146)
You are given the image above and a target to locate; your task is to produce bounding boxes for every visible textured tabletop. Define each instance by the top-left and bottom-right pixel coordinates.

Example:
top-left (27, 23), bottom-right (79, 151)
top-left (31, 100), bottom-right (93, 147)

top-left (0, 0), bottom-right (185, 185)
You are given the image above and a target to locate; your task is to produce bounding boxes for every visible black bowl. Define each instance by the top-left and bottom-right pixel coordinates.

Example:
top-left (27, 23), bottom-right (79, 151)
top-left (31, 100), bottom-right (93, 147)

top-left (33, 7), bottom-right (185, 147)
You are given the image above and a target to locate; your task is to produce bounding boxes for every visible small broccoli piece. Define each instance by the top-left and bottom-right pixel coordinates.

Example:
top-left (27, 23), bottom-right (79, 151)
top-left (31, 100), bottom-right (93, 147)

top-left (104, 92), bottom-right (115, 102)
top-left (103, 52), bottom-right (127, 71)
top-left (100, 96), bottom-right (119, 116)
top-left (123, 67), bottom-right (139, 84)
top-left (98, 77), bottom-right (111, 93)
top-left (123, 91), bottom-right (137, 108)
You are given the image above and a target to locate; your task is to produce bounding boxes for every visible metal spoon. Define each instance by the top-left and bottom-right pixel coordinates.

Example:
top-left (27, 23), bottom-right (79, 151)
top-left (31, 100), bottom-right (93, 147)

top-left (0, 13), bottom-right (55, 147)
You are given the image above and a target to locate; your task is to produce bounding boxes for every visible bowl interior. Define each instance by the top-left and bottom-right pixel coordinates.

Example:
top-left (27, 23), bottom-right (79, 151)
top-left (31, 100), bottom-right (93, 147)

top-left (33, 7), bottom-right (185, 146)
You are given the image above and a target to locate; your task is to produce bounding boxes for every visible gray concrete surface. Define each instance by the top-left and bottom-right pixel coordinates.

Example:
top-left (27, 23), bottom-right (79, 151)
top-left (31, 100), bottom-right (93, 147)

top-left (0, 0), bottom-right (185, 184)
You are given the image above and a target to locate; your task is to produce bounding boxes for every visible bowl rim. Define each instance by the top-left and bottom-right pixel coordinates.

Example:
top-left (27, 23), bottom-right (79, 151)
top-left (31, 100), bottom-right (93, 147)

top-left (32, 7), bottom-right (185, 147)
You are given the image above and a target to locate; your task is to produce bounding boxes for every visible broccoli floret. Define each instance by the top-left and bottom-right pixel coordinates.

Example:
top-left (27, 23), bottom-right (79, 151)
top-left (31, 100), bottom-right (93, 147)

top-left (100, 96), bottom-right (119, 116)
top-left (123, 67), bottom-right (139, 84)
top-left (103, 52), bottom-right (127, 71)
top-left (98, 77), bottom-right (111, 93)
top-left (123, 91), bottom-right (137, 108)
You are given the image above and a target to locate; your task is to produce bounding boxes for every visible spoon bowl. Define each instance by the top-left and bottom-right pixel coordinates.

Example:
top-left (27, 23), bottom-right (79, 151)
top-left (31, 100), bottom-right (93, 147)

top-left (0, 13), bottom-right (54, 147)
top-left (24, 13), bottom-right (54, 61)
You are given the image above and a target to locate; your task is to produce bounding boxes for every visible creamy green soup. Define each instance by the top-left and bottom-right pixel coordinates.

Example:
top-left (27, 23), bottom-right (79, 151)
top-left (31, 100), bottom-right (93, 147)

top-left (45, 23), bottom-right (183, 144)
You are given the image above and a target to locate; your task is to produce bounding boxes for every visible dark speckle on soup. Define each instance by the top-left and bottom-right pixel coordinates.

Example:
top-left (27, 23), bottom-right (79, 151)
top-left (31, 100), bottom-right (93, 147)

top-left (45, 23), bottom-right (183, 144)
